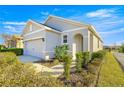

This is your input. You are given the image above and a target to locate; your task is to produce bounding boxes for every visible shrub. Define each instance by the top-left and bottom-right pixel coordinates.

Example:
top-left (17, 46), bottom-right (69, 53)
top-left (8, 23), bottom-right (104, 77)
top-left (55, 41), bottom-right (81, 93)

top-left (119, 44), bottom-right (124, 53)
top-left (98, 50), bottom-right (106, 56)
top-left (63, 55), bottom-right (72, 80)
top-left (0, 63), bottom-right (64, 87)
top-left (0, 48), bottom-right (23, 55)
top-left (0, 52), bottom-right (63, 87)
top-left (91, 50), bottom-right (106, 61)
top-left (82, 52), bottom-right (90, 68)
top-left (87, 61), bottom-right (101, 75)
top-left (53, 59), bottom-right (59, 65)
top-left (0, 45), bottom-right (5, 50)
top-left (76, 52), bottom-right (83, 72)
top-left (0, 52), bottom-right (19, 67)
top-left (80, 71), bottom-right (95, 86)
top-left (54, 45), bottom-right (69, 61)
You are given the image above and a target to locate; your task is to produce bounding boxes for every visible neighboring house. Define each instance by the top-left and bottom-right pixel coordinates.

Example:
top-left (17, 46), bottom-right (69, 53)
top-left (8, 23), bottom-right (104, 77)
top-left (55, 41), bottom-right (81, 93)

top-left (104, 45), bottom-right (120, 51)
top-left (6, 35), bottom-right (23, 48)
top-left (22, 15), bottom-right (103, 60)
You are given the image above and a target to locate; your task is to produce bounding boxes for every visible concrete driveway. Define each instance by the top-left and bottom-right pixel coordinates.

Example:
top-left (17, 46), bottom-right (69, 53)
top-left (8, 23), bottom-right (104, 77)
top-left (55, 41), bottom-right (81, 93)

top-left (18, 55), bottom-right (41, 63)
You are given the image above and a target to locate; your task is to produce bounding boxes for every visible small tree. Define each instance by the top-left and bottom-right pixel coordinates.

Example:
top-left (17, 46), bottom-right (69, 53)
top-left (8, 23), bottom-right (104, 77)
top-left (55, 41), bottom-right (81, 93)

top-left (0, 45), bottom-right (2, 51)
top-left (119, 44), bottom-right (124, 53)
top-left (63, 55), bottom-right (72, 80)
top-left (76, 52), bottom-right (83, 72)
top-left (54, 44), bottom-right (69, 61)
top-left (1, 34), bottom-right (12, 48)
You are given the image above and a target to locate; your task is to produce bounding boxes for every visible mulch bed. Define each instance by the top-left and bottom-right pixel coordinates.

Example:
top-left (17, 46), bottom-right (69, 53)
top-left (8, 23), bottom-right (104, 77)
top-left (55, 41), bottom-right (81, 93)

top-left (58, 60), bottom-right (103, 87)
top-left (34, 59), bottom-right (61, 67)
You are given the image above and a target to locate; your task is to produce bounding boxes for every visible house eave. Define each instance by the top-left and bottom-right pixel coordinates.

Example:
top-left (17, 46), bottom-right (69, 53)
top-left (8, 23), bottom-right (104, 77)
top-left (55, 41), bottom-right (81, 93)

top-left (44, 15), bottom-right (103, 43)
top-left (88, 25), bottom-right (103, 43)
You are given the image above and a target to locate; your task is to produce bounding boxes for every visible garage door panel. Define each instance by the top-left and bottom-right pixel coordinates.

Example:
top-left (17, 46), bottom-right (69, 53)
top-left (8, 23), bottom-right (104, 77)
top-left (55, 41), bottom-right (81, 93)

top-left (24, 39), bottom-right (43, 58)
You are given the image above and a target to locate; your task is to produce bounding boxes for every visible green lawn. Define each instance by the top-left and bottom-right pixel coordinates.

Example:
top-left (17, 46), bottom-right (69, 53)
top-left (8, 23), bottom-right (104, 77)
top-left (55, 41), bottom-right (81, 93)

top-left (98, 52), bottom-right (124, 87)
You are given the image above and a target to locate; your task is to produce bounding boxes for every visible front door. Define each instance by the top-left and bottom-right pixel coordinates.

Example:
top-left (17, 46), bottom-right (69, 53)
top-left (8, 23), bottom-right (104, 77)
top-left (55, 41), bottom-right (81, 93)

top-left (72, 34), bottom-right (83, 60)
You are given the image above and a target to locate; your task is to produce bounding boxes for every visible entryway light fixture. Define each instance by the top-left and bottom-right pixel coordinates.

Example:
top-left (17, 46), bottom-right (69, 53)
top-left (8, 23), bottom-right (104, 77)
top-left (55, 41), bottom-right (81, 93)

top-left (42, 38), bottom-right (45, 42)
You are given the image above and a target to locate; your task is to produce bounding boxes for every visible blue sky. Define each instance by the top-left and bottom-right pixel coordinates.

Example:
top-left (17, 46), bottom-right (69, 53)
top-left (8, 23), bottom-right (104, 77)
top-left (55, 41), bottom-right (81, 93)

top-left (0, 5), bottom-right (124, 45)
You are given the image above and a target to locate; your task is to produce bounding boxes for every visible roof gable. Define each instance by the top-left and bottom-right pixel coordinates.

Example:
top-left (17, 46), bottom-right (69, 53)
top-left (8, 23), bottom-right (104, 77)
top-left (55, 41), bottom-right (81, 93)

top-left (44, 15), bottom-right (87, 32)
top-left (22, 20), bottom-right (45, 35)
top-left (44, 15), bottom-right (103, 42)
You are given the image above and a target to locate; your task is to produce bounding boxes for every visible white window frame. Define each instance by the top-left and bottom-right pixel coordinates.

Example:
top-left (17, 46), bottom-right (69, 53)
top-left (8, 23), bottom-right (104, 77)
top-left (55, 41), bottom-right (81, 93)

top-left (62, 34), bottom-right (68, 44)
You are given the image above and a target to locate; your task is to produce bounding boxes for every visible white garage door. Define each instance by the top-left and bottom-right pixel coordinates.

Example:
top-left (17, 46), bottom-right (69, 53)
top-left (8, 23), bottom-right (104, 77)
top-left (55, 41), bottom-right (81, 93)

top-left (24, 39), bottom-right (43, 58)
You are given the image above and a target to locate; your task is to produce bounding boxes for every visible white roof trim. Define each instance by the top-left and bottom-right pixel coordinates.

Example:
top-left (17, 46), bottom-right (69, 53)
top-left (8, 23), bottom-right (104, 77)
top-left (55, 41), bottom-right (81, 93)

top-left (44, 26), bottom-right (61, 34)
top-left (28, 19), bottom-right (44, 28)
top-left (89, 25), bottom-right (103, 42)
top-left (63, 27), bottom-right (87, 33)
top-left (44, 15), bottom-right (88, 27)
top-left (23, 37), bottom-right (42, 42)
top-left (23, 29), bottom-right (45, 37)
top-left (22, 19), bottom-right (45, 35)
top-left (22, 19), bottom-right (61, 36)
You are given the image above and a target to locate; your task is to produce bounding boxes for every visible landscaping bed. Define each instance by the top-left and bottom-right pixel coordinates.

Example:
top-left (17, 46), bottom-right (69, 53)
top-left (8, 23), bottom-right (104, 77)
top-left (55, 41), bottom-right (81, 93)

top-left (58, 60), bottom-right (103, 87)
top-left (0, 52), bottom-right (64, 87)
top-left (0, 45), bottom-right (107, 87)
top-left (34, 59), bottom-right (60, 67)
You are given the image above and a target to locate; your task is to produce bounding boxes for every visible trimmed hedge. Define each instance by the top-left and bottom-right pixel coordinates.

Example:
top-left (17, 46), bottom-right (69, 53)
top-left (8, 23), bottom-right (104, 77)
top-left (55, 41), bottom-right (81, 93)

top-left (91, 50), bottom-right (106, 61)
top-left (76, 52), bottom-right (90, 72)
top-left (82, 52), bottom-right (90, 67)
top-left (0, 63), bottom-right (64, 87)
top-left (0, 48), bottom-right (23, 55)
top-left (0, 52), bottom-right (19, 67)
top-left (76, 52), bottom-right (83, 72)
top-left (119, 44), bottom-right (124, 53)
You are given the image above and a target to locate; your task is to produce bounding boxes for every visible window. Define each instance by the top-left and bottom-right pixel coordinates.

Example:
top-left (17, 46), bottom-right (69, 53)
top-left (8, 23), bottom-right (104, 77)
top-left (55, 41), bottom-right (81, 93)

top-left (29, 24), bottom-right (32, 31)
top-left (63, 35), bottom-right (67, 43)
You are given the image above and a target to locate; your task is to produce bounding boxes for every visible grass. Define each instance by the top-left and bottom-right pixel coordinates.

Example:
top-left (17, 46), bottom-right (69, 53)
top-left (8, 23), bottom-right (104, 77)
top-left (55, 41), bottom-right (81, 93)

top-left (98, 52), bottom-right (124, 87)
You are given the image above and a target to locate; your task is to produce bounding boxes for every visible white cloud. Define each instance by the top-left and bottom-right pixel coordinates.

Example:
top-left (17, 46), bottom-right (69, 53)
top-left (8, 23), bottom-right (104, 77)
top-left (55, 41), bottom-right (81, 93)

top-left (53, 8), bottom-right (59, 12)
top-left (3, 21), bottom-right (26, 25)
top-left (41, 11), bottom-right (49, 16)
top-left (117, 40), bottom-right (124, 45)
top-left (4, 25), bottom-right (17, 32)
top-left (41, 8), bottom-right (60, 16)
top-left (86, 9), bottom-right (116, 18)
top-left (99, 28), bottom-right (124, 35)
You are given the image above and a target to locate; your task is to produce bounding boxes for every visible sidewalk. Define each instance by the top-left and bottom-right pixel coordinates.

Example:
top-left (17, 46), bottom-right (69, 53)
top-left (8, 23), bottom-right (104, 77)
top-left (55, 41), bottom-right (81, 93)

top-left (113, 52), bottom-right (124, 68)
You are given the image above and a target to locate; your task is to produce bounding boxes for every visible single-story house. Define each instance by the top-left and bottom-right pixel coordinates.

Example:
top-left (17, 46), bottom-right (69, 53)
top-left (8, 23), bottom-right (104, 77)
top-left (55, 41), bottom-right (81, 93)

top-left (22, 15), bottom-right (103, 60)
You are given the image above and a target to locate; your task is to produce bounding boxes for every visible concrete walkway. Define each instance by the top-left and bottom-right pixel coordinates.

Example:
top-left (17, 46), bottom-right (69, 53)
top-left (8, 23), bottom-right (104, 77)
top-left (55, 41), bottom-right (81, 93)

top-left (113, 52), bottom-right (124, 68)
top-left (33, 63), bottom-right (53, 73)
top-left (33, 62), bottom-right (76, 77)
top-left (18, 55), bottom-right (76, 77)
top-left (18, 55), bottom-right (41, 63)
top-left (51, 62), bottom-right (76, 77)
